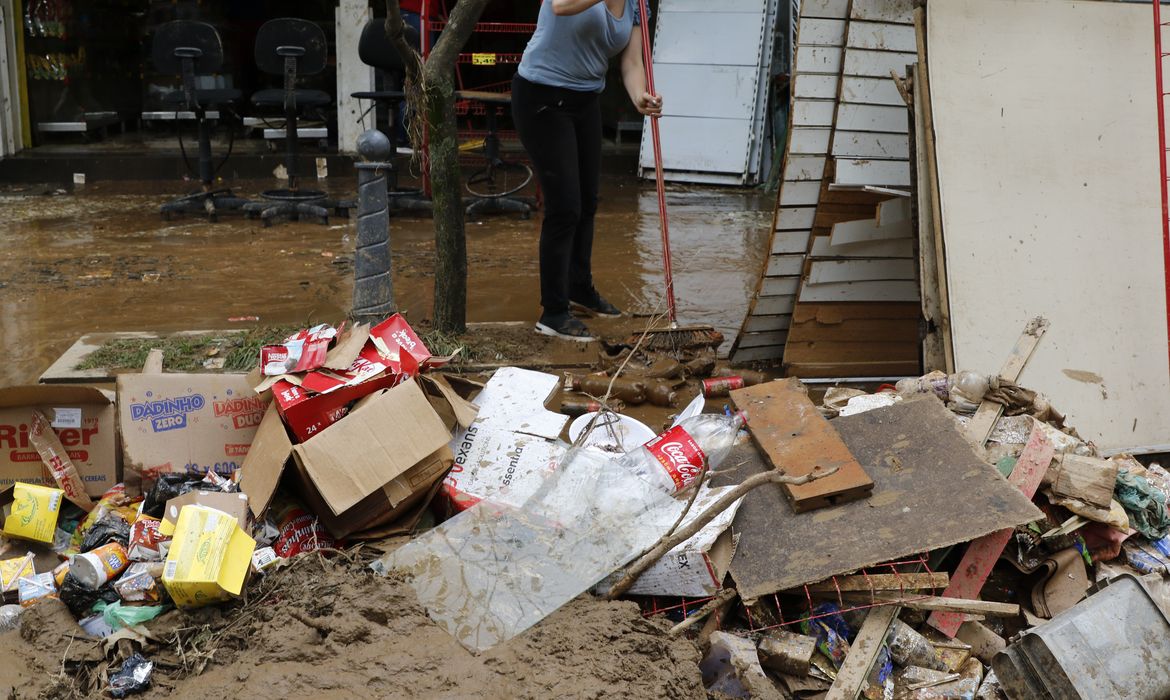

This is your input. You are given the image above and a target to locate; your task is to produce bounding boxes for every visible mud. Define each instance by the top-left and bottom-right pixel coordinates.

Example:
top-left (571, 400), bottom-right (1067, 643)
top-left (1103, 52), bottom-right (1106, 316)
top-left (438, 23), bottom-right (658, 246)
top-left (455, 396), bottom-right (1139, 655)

top-left (0, 171), bottom-right (769, 386)
top-left (0, 554), bottom-right (705, 699)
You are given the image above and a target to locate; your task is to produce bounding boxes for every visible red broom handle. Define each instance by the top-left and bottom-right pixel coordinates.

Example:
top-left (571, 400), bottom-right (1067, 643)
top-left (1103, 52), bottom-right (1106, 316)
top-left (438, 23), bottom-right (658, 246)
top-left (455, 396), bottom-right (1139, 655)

top-left (636, 0), bottom-right (677, 324)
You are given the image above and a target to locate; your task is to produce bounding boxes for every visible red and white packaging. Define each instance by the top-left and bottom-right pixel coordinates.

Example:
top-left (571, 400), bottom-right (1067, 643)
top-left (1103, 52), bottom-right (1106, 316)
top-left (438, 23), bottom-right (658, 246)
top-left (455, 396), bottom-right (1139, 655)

top-left (370, 314), bottom-right (432, 367)
top-left (643, 426), bottom-right (707, 492)
top-left (260, 324), bottom-right (339, 376)
top-left (127, 516), bottom-right (169, 562)
top-left (272, 373), bottom-right (403, 443)
top-left (270, 497), bottom-right (340, 558)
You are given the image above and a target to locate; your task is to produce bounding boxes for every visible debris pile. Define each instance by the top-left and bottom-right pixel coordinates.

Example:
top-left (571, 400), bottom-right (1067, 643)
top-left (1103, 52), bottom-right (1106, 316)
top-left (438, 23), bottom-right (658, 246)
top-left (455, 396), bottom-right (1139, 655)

top-left (1, 314), bottom-right (1169, 698)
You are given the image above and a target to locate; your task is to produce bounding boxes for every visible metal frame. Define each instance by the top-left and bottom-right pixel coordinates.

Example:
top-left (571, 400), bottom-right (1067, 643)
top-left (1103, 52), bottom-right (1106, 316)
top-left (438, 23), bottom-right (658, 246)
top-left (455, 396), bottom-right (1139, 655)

top-left (1154, 0), bottom-right (1170, 378)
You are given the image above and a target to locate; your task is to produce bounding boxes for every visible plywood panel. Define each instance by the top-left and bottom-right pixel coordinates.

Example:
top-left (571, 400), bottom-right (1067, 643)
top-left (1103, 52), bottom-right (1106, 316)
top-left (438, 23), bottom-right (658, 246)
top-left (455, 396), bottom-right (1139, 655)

top-left (789, 127), bottom-right (833, 154)
top-left (837, 104), bottom-right (909, 134)
top-left (800, 18), bottom-right (847, 46)
top-left (799, 279), bottom-right (919, 302)
top-left (772, 230), bottom-right (813, 254)
top-left (809, 258), bottom-right (916, 284)
top-left (832, 131), bottom-right (909, 159)
top-left (842, 76), bottom-right (905, 106)
top-left (783, 155), bottom-right (828, 181)
top-left (835, 158), bottom-right (911, 186)
top-left (795, 46), bottom-right (844, 74)
top-left (802, 0), bottom-right (850, 19)
top-left (794, 74), bottom-right (840, 99)
top-left (762, 277), bottom-right (802, 297)
top-left (851, 0), bottom-right (914, 24)
top-left (767, 254), bottom-right (806, 277)
top-left (843, 49), bottom-right (917, 77)
top-left (779, 181), bottom-right (824, 206)
top-left (929, 0), bottom-right (1170, 451)
top-left (846, 21), bottom-right (917, 53)
top-left (793, 101), bottom-right (838, 127)
top-left (810, 235), bottom-right (914, 258)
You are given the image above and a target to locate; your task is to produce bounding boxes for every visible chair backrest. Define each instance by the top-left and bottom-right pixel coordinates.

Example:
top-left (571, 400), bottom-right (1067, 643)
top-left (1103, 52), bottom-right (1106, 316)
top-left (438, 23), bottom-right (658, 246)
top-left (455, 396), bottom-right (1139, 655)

top-left (152, 20), bottom-right (224, 75)
top-left (358, 18), bottom-right (419, 74)
top-left (255, 18), bottom-right (327, 76)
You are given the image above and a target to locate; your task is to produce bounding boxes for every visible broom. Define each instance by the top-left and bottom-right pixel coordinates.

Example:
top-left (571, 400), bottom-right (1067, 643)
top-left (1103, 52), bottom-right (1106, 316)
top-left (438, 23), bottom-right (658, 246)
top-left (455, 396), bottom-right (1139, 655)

top-left (631, 0), bottom-right (724, 353)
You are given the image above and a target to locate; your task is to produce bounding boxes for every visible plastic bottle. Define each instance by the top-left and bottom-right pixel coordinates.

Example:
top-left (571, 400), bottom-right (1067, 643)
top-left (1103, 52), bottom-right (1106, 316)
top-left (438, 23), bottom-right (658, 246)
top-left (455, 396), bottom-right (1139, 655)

top-left (895, 370), bottom-right (990, 406)
top-left (559, 398), bottom-right (626, 417)
top-left (568, 374), bottom-right (647, 405)
top-left (620, 412), bottom-right (746, 494)
top-left (645, 380), bottom-right (679, 407)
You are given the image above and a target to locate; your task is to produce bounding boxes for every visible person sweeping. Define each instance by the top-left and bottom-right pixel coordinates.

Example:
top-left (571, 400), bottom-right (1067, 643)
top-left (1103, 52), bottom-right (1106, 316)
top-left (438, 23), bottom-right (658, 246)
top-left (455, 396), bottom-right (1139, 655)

top-left (513, 0), bottom-right (663, 341)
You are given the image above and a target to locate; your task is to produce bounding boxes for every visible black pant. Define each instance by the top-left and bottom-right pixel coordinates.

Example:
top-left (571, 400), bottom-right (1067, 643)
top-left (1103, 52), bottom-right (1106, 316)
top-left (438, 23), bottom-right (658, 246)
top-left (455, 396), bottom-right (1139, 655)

top-left (511, 74), bottom-right (602, 316)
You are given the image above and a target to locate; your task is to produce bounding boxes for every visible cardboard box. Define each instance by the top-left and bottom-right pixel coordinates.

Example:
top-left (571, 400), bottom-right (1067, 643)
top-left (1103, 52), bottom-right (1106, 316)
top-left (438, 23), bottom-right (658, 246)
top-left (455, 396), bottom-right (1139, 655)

top-left (3, 482), bottom-right (63, 543)
top-left (442, 368), bottom-right (569, 512)
top-left (271, 372), bottom-right (401, 443)
top-left (0, 386), bottom-right (118, 499)
top-left (240, 378), bottom-right (474, 538)
top-left (118, 373), bottom-right (268, 494)
top-left (158, 491), bottom-right (251, 537)
top-left (162, 504), bottom-right (256, 608)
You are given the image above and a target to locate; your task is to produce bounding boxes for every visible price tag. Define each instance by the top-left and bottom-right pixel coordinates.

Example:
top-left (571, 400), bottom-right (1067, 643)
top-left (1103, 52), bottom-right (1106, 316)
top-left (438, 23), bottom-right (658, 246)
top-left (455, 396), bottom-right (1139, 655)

top-left (471, 53), bottom-right (497, 66)
top-left (51, 408), bottom-right (82, 429)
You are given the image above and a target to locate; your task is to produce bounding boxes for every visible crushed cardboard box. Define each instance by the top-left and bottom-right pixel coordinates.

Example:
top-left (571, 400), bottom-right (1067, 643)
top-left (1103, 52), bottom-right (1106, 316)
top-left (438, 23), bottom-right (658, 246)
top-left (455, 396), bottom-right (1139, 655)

top-left (162, 504), bottom-right (256, 608)
top-left (158, 491), bottom-right (251, 537)
top-left (118, 372), bottom-right (267, 494)
top-left (0, 386), bottom-right (118, 498)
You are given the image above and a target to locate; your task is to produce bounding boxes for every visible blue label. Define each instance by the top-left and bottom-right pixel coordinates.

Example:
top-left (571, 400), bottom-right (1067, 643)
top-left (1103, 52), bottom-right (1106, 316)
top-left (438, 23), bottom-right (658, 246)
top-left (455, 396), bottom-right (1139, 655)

top-left (130, 394), bottom-right (205, 433)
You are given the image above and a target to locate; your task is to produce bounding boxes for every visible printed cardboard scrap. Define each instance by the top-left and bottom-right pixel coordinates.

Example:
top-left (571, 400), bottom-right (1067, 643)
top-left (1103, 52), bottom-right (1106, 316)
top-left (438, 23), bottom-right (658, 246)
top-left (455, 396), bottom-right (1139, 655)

top-left (28, 409), bottom-right (94, 511)
top-left (260, 324), bottom-right (339, 376)
top-left (3, 482), bottom-right (63, 543)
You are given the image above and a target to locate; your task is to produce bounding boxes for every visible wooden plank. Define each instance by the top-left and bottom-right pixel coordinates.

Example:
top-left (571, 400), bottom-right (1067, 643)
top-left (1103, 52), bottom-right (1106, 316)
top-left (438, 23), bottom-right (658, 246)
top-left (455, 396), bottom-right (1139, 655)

top-left (927, 423), bottom-right (1054, 637)
top-left (801, 0), bottom-right (850, 19)
top-left (842, 76), bottom-right (905, 106)
top-left (838, 596), bottom-right (1021, 617)
top-left (846, 21), bottom-right (917, 53)
top-left (851, 0), bottom-right (914, 24)
top-left (914, 11), bottom-right (954, 372)
top-left (744, 315), bottom-right (793, 333)
top-left (789, 126), bottom-right (833, 154)
top-left (800, 18), bottom-right (847, 46)
top-left (730, 378), bottom-right (875, 513)
top-left (1050, 455), bottom-right (1118, 509)
top-left (831, 217), bottom-right (912, 246)
top-left (786, 360), bottom-right (921, 377)
top-left (767, 254), bottom-right (806, 277)
top-left (877, 196), bottom-right (912, 226)
top-left (772, 230), bottom-right (813, 254)
top-left (794, 74), bottom-right (840, 100)
top-left (795, 46), bottom-right (844, 75)
top-left (833, 131), bottom-right (909, 159)
top-left (804, 573), bottom-right (948, 593)
top-left (784, 340), bottom-right (919, 364)
top-left (809, 258), bottom-right (916, 284)
top-left (843, 49), bottom-right (918, 78)
top-left (732, 345), bottom-right (785, 363)
top-left (783, 155), bottom-right (828, 181)
top-left (810, 235), bottom-right (914, 258)
top-left (826, 606), bottom-right (900, 700)
top-left (754, 294), bottom-right (798, 316)
top-left (762, 277), bottom-right (801, 297)
top-left (835, 158), bottom-right (912, 187)
top-left (799, 280), bottom-right (918, 303)
top-left (964, 317), bottom-right (1050, 447)
top-left (777, 206), bottom-right (818, 230)
top-left (738, 330), bottom-right (790, 349)
top-left (793, 100), bottom-right (838, 127)
top-left (779, 181), bottom-right (823, 206)
top-left (837, 103), bottom-right (909, 134)
top-left (787, 318), bottom-right (919, 343)
top-left (793, 302), bottom-right (921, 323)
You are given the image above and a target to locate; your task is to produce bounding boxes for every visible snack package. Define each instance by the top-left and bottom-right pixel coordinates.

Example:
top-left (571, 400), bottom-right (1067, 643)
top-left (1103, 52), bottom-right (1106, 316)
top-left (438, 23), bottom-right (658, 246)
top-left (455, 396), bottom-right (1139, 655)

top-left (127, 517), bottom-right (169, 562)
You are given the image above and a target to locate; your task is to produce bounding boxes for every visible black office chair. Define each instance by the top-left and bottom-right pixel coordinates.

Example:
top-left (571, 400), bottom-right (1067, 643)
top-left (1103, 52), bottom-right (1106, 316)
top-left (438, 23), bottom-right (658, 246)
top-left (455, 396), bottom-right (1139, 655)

top-left (153, 21), bottom-right (250, 221)
top-left (351, 18), bottom-right (430, 213)
top-left (244, 18), bottom-right (350, 225)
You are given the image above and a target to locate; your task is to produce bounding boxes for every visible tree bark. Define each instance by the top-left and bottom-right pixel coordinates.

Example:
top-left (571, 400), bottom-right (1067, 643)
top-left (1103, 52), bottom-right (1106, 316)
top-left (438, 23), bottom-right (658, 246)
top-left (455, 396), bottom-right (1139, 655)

top-left (384, 0), bottom-right (490, 334)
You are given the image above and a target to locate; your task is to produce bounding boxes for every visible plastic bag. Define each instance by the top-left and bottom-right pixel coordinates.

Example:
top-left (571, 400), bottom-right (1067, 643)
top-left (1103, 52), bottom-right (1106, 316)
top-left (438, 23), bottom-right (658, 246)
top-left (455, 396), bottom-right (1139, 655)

top-left (70, 485), bottom-right (139, 555)
top-left (94, 601), bottom-right (166, 630)
top-left (0, 604), bottom-right (22, 631)
top-left (58, 572), bottom-right (119, 618)
top-left (140, 474), bottom-right (196, 519)
top-left (80, 515), bottom-right (131, 553)
top-left (108, 653), bottom-right (153, 698)
top-left (1116, 470), bottom-right (1170, 540)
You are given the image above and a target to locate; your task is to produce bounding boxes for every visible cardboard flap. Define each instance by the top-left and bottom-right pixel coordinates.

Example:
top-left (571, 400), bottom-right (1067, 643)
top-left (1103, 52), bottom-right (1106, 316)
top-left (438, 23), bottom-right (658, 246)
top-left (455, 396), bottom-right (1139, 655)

top-left (323, 323), bottom-right (371, 370)
top-left (0, 385), bottom-right (112, 410)
top-left (469, 367), bottom-right (568, 439)
top-left (238, 405), bottom-right (294, 519)
top-left (422, 375), bottom-right (480, 432)
top-left (219, 527), bottom-right (257, 595)
top-left (159, 491), bottom-right (251, 536)
top-left (292, 379), bottom-right (451, 516)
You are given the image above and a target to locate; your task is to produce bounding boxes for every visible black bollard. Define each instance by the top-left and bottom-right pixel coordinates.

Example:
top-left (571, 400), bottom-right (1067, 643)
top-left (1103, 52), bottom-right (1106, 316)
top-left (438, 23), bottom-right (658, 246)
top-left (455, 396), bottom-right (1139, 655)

top-left (352, 129), bottom-right (396, 325)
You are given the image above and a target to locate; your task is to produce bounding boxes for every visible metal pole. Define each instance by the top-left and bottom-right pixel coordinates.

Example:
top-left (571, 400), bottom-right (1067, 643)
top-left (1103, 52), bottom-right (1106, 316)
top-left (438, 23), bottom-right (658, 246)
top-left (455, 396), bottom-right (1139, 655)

top-left (352, 129), bottom-right (396, 325)
top-left (1154, 0), bottom-right (1170, 377)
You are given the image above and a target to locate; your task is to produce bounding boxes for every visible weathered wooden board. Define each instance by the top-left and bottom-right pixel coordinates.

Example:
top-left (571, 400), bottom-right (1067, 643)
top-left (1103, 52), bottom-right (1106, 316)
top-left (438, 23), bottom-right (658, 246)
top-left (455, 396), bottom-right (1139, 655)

top-left (837, 104), bottom-right (909, 134)
top-left (826, 606), bottom-right (900, 700)
top-left (802, 0), bottom-right (850, 19)
top-left (772, 230), bottom-right (813, 254)
top-left (835, 158), bottom-right (912, 187)
top-left (831, 216), bottom-right (913, 246)
top-left (799, 279), bottom-right (918, 303)
top-left (808, 258), bottom-right (916, 284)
top-left (810, 234), bottom-right (914, 258)
top-left (730, 378), bottom-right (874, 512)
top-left (833, 131), bottom-right (910, 159)
top-left (783, 155), bottom-right (828, 181)
top-left (753, 294), bottom-right (797, 316)
top-left (846, 21), bottom-right (917, 53)
top-left (927, 422), bottom-right (1054, 636)
top-left (721, 396), bottom-right (1044, 601)
top-left (851, 0), bottom-right (914, 23)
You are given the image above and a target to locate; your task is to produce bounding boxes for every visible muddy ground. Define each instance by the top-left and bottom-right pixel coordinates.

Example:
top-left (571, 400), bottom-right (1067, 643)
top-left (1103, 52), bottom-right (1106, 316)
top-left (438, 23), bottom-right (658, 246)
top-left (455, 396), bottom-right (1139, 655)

top-left (0, 171), bottom-right (770, 386)
top-left (0, 552), bottom-right (706, 699)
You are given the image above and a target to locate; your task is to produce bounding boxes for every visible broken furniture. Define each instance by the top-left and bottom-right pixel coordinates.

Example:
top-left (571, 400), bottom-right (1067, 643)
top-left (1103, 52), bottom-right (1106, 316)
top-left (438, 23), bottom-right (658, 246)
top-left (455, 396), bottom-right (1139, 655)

top-left (152, 21), bottom-right (252, 222)
top-left (350, 18), bottom-right (432, 214)
top-left (244, 18), bottom-right (352, 226)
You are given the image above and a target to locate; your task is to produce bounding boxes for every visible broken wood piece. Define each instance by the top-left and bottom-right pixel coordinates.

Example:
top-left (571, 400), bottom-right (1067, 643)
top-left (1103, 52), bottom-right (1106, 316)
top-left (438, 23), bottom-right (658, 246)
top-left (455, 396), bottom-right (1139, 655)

top-left (668, 588), bottom-right (738, 637)
top-left (1048, 454), bottom-right (1117, 509)
top-left (928, 421), bottom-right (1054, 637)
top-left (142, 348), bottom-right (164, 374)
top-left (730, 378), bottom-right (873, 512)
top-left (964, 317), bottom-right (1050, 449)
top-left (837, 596), bottom-right (1019, 617)
top-left (758, 630), bottom-right (818, 677)
top-left (804, 573), bottom-right (949, 594)
top-left (825, 605), bottom-right (900, 700)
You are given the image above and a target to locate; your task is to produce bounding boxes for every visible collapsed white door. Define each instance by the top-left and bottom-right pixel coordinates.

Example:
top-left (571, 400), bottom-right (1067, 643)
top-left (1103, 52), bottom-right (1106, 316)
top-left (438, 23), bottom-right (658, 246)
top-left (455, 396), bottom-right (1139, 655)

top-left (639, 0), bottom-right (780, 186)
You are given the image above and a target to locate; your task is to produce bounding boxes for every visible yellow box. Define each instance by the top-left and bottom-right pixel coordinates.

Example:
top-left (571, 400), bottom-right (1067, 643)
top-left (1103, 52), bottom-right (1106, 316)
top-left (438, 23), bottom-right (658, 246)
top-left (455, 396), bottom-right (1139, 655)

top-left (161, 504), bottom-right (256, 609)
top-left (3, 482), bottom-right (63, 543)
top-left (0, 553), bottom-right (36, 595)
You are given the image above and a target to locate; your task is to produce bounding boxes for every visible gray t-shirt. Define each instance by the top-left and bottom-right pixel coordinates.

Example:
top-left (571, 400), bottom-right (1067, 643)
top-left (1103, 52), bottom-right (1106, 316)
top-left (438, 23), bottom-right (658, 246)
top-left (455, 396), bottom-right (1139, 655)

top-left (517, 0), bottom-right (643, 93)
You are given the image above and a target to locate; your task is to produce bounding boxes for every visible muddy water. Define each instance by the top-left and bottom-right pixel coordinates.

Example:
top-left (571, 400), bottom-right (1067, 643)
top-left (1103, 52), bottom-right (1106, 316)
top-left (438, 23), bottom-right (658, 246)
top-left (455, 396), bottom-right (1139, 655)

top-left (0, 173), bottom-right (770, 386)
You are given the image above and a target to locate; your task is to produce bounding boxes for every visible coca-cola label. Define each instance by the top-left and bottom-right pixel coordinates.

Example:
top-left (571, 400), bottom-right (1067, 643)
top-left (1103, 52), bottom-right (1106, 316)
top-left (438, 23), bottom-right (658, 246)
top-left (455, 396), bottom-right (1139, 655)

top-left (702, 376), bottom-right (745, 397)
top-left (644, 426), bottom-right (707, 492)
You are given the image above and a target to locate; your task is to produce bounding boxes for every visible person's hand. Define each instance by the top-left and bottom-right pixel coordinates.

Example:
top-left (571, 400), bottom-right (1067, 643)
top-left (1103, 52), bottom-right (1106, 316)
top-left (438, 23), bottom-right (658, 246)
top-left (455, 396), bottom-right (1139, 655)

top-left (636, 91), bottom-right (663, 116)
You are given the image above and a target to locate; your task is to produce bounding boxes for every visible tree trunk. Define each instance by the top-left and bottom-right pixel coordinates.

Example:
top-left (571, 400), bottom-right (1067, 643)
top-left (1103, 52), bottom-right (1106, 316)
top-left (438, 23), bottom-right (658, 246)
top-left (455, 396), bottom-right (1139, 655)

top-left (425, 76), bottom-right (467, 333)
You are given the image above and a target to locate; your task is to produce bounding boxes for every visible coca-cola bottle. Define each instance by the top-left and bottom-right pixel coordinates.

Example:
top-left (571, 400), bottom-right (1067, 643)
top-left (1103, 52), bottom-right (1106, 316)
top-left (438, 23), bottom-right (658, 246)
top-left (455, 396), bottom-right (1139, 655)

top-left (620, 413), bottom-right (746, 495)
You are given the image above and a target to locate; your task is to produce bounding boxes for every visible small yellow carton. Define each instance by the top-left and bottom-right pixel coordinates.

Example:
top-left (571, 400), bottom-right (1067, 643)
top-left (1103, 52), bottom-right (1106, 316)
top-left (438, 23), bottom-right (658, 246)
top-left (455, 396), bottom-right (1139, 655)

top-left (161, 504), bottom-right (256, 608)
top-left (3, 482), bottom-right (63, 543)
top-left (0, 553), bottom-right (36, 599)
